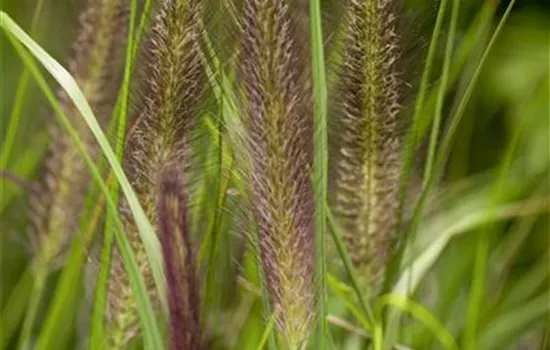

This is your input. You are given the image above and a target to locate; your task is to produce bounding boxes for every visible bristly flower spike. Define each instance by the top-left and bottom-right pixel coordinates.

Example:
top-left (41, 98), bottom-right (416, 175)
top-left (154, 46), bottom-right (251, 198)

top-left (107, 0), bottom-right (204, 347)
top-left (240, 0), bottom-right (316, 347)
top-left (333, 0), bottom-right (403, 287)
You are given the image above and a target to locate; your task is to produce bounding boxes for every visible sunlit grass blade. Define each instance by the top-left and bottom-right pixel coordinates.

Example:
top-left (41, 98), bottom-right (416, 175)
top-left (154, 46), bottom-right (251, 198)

top-left (0, 268), bottom-right (33, 349)
top-left (483, 288), bottom-right (549, 349)
top-left (393, 197), bottom-right (549, 295)
top-left (256, 314), bottom-right (276, 350)
top-left (385, 5), bottom-right (518, 343)
top-left (479, 293), bottom-right (549, 350)
top-left (326, 207), bottom-right (374, 327)
top-left (383, 195), bottom-right (549, 349)
top-left (463, 40), bottom-right (524, 349)
top-left (422, 0), bottom-right (460, 190)
top-left (403, 0), bottom-right (518, 244)
top-left (0, 14), bottom-right (164, 350)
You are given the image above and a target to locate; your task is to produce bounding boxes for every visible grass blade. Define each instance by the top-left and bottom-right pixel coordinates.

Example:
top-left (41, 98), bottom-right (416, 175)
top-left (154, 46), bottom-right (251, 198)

top-left (256, 314), bottom-right (277, 350)
top-left (310, 0), bottom-right (328, 346)
top-left (374, 294), bottom-right (459, 350)
top-left (383, 0), bottom-right (449, 294)
top-left (89, 0), bottom-right (154, 347)
top-left (0, 0), bottom-right (44, 169)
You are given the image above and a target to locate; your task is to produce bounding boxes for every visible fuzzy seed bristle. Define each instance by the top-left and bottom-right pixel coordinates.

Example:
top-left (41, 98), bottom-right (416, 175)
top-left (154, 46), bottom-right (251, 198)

top-left (157, 167), bottom-right (201, 350)
top-left (107, 0), bottom-right (204, 347)
top-left (240, 0), bottom-right (315, 347)
top-left (29, 0), bottom-right (128, 270)
top-left (333, 0), bottom-right (403, 284)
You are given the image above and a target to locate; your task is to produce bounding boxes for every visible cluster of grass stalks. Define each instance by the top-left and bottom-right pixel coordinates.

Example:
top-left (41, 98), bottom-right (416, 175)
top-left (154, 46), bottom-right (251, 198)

top-left (1, 0), bottom-right (549, 349)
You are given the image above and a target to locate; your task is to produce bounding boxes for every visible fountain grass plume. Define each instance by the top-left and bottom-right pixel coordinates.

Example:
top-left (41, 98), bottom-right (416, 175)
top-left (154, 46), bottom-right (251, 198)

top-left (107, 0), bottom-right (204, 347)
top-left (239, 0), bottom-right (315, 347)
top-left (332, 0), bottom-right (404, 287)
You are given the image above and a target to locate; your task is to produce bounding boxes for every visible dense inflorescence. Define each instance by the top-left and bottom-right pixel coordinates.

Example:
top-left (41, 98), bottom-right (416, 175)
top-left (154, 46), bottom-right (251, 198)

top-left (239, 0), bottom-right (316, 347)
top-left (107, 0), bottom-right (204, 347)
top-left (333, 0), bottom-right (403, 285)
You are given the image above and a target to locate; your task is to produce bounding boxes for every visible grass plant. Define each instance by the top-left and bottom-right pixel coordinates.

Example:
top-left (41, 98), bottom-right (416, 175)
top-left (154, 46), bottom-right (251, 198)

top-left (0, 0), bottom-right (548, 349)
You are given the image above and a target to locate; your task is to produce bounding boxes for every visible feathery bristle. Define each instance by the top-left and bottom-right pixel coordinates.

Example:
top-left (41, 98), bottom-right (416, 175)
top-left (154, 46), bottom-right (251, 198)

top-left (107, 0), bottom-right (204, 347)
top-left (333, 0), bottom-right (403, 283)
top-left (240, 0), bottom-right (315, 347)
top-left (29, 0), bottom-right (128, 269)
top-left (158, 167), bottom-right (201, 350)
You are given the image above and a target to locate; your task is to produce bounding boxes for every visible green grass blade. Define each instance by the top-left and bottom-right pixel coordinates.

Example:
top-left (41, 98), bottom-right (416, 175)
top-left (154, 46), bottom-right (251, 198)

top-left (326, 276), bottom-right (371, 333)
top-left (34, 186), bottom-right (106, 350)
top-left (256, 314), bottom-right (276, 350)
top-left (435, 0), bottom-right (517, 172)
top-left (383, 195), bottom-right (549, 348)
top-left (0, 0), bottom-right (44, 169)
top-left (0, 15), bottom-right (163, 350)
top-left (326, 208), bottom-right (374, 327)
top-left (310, 0), bottom-right (328, 346)
top-left (375, 294), bottom-right (459, 350)
top-left (89, 0), bottom-right (154, 347)
top-left (414, 0), bottom-right (501, 143)
top-left (463, 44), bottom-right (524, 349)
top-left (383, 0), bottom-right (449, 293)
top-left (89, 198), bottom-right (116, 350)
top-left (0, 268), bottom-right (33, 350)
top-left (479, 293), bottom-right (549, 350)
top-left (422, 0), bottom-right (460, 190)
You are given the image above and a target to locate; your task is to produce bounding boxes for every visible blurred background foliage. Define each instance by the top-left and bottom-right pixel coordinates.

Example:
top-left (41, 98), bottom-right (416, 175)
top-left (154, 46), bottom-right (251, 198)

top-left (0, 0), bottom-right (549, 349)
